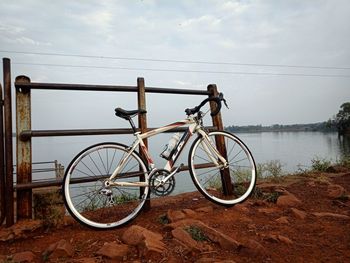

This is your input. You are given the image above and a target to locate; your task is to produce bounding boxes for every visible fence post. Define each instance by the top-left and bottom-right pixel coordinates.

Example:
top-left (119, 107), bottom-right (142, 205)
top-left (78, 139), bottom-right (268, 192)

top-left (0, 83), bottom-right (5, 225)
top-left (3, 58), bottom-right (14, 226)
top-left (15, 75), bottom-right (32, 220)
top-left (137, 77), bottom-right (151, 210)
top-left (207, 84), bottom-right (233, 195)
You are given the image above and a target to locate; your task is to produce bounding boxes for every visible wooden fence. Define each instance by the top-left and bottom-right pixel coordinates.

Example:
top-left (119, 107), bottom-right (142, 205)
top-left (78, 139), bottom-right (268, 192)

top-left (0, 57), bottom-right (226, 227)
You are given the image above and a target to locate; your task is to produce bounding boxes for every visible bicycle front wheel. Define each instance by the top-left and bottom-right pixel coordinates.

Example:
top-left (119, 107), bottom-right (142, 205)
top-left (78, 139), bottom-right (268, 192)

top-left (63, 142), bottom-right (149, 229)
top-left (189, 131), bottom-right (256, 206)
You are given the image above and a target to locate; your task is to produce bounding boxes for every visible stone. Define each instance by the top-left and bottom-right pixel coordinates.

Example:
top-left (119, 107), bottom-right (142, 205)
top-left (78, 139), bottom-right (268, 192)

top-left (96, 242), bottom-right (129, 260)
top-left (327, 184), bottom-right (346, 199)
top-left (264, 234), bottom-right (293, 245)
top-left (312, 212), bottom-right (350, 220)
top-left (182, 209), bottom-right (197, 218)
top-left (276, 192), bottom-right (302, 207)
top-left (45, 239), bottom-right (74, 259)
top-left (73, 258), bottom-right (97, 263)
top-left (275, 216), bottom-right (289, 224)
top-left (168, 219), bottom-right (241, 250)
top-left (257, 207), bottom-right (278, 215)
top-left (12, 251), bottom-right (36, 263)
top-left (167, 209), bottom-right (186, 223)
top-left (122, 225), bottom-right (165, 256)
top-left (195, 206), bottom-right (213, 213)
top-left (171, 227), bottom-right (203, 252)
top-left (241, 239), bottom-right (267, 256)
top-left (290, 208), bottom-right (307, 220)
top-left (234, 204), bottom-right (249, 212)
top-left (0, 220), bottom-right (42, 242)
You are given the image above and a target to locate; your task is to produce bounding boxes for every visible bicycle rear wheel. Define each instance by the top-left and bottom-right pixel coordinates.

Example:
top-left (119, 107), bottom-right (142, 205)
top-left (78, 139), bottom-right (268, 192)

top-left (63, 142), bottom-right (149, 229)
top-left (189, 131), bottom-right (256, 206)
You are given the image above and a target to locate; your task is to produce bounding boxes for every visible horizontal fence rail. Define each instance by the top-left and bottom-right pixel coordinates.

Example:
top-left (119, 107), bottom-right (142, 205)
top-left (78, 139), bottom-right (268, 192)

top-left (15, 81), bottom-right (212, 95)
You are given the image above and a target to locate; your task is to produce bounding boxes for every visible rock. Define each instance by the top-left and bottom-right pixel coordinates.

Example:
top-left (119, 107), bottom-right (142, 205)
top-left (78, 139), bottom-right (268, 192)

top-left (276, 192), bottom-right (302, 207)
top-left (168, 219), bottom-right (241, 250)
top-left (241, 239), bottom-right (267, 256)
top-left (264, 234), bottom-right (293, 245)
top-left (171, 227), bottom-right (204, 252)
top-left (73, 258), bottom-right (97, 263)
top-left (195, 206), bottom-right (213, 213)
top-left (290, 208), bottom-right (307, 220)
top-left (196, 258), bottom-right (236, 263)
top-left (234, 204), bottom-right (249, 212)
top-left (167, 209), bottom-right (186, 223)
top-left (0, 220), bottom-right (42, 242)
top-left (122, 225), bottom-right (165, 256)
top-left (96, 242), bottom-right (129, 260)
top-left (12, 251), bottom-right (36, 262)
top-left (182, 209), bottom-right (197, 218)
top-left (275, 216), bottom-right (289, 224)
top-left (44, 239), bottom-right (74, 259)
top-left (257, 207), bottom-right (278, 215)
top-left (312, 212), bottom-right (350, 220)
top-left (327, 184), bottom-right (346, 199)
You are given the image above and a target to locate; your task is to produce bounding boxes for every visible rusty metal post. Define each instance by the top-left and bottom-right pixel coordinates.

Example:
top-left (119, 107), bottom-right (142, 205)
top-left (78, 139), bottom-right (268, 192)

top-left (3, 58), bottom-right (14, 226)
top-left (207, 84), bottom-right (233, 195)
top-left (0, 83), bottom-right (5, 225)
top-left (137, 77), bottom-right (151, 210)
top-left (15, 75), bottom-right (32, 220)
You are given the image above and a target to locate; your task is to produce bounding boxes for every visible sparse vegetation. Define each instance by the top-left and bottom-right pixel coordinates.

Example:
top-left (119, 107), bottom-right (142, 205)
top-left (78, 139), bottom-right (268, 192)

top-left (257, 160), bottom-right (284, 182)
top-left (251, 187), bottom-right (281, 203)
top-left (185, 226), bottom-right (209, 242)
top-left (33, 189), bottom-right (64, 228)
top-left (158, 214), bottom-right (169, 225)
top-left (311, 157), bottom-right (331, 172)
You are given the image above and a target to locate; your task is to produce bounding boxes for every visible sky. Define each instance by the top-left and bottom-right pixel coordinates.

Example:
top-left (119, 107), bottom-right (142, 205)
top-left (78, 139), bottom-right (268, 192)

top-left (0, 0), bottom-right (349, 130)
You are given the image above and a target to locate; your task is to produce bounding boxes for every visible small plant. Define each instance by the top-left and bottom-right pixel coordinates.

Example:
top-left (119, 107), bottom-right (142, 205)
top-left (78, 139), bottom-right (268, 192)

top-left (336, 193), bottom-right (349, 202)
top-left (185, 226), bottom-right (209, 242)
top-left (158, 214), bottom-right (169, 225)
top-left (311, 157), bottom-right (331, 172)
top-left (257, 160), bottom-right (284, 181)
top-left (264, 191), bottom-right (281, 203)
top-left (114, 193), bottom-right (138, 204)
top-left (338, 155), bottom-right (350, 169)
top-left (251, 186), bottom-right (264, 199)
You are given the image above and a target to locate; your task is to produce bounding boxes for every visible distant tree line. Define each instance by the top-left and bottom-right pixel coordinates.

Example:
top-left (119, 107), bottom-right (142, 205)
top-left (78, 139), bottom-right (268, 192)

top-left (225, 122), bottom-right (336, 133)
top-left (226, 102), bottom-right (350, 135)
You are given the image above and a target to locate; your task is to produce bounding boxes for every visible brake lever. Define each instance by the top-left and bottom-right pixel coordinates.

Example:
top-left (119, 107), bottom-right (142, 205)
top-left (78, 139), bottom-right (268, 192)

top-left (223, 98), bottom-right (229, 109)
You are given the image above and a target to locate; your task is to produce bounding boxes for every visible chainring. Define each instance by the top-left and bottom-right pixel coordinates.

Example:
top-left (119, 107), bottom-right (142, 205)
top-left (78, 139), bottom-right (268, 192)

top-left (149, 169), bottom-right (176, 196)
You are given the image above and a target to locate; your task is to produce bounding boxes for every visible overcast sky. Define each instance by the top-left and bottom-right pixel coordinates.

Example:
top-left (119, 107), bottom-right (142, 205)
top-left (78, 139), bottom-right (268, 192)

top-left (0, 0), bottom-right (349, 129)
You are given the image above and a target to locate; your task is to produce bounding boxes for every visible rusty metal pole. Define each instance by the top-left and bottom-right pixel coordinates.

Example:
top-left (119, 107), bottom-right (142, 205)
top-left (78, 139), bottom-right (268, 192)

top-left (3, 58), bottom-right (14, 226)
top-left (0, 83), bottom-right (5, 225)
top-left (207, 84), bottom-right (233, 195)
top-left (137, 77), bottom-right (151, 210)
top-left (15, 75), bottom-right (32, 220)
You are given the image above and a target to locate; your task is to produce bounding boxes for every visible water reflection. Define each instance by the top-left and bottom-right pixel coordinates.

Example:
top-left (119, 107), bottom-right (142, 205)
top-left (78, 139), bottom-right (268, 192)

top-left (338, 135), bottom-right (350, 157)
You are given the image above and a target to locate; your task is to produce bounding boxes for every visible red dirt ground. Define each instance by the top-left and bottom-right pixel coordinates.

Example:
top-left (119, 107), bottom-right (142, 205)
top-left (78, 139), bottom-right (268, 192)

top-left (1, 170), bottom-right (350, 263)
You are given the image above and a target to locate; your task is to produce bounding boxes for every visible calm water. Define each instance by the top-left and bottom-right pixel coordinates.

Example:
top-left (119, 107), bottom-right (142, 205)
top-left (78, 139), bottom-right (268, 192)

top-left (17, 131), bottom-right (350, 194)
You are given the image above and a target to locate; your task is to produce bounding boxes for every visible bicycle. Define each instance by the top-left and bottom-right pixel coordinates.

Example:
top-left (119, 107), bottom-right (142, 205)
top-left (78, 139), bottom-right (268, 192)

top-left (62, 93), bottom-right (257, 229)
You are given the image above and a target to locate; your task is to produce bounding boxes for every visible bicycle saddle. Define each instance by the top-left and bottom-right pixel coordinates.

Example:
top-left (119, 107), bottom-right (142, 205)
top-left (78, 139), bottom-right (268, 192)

top-left (115, 107), bottom-right (147, 120)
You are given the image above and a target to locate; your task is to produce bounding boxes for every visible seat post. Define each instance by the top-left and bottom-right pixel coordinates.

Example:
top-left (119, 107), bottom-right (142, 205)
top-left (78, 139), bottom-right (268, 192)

top-left (128, 117), bottom-right (138, 133)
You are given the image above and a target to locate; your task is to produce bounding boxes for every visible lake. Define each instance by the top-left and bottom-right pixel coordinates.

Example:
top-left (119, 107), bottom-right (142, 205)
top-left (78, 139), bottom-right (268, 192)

top-left (14, 131), bottom-right (350, 194)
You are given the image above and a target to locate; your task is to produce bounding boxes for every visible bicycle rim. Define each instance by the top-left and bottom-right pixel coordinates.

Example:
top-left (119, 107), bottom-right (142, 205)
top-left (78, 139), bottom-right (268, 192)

top-left (63, 142), bottom-right (149, 229)
top-left (189, 131), bottom-right (256, 206)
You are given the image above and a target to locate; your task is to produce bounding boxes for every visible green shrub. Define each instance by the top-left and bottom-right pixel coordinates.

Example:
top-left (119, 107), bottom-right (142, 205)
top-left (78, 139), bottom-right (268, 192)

top-left (311, 157), bottom-right (331, 172)
top-left (185, 226), bottom-right (209, 242)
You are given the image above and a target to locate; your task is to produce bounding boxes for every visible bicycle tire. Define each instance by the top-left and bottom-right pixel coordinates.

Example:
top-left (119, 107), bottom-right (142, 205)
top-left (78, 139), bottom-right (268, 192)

top-left (188, 131), bottom-right (256, 206)
top-left (63, 142), bottom-right (149, 229)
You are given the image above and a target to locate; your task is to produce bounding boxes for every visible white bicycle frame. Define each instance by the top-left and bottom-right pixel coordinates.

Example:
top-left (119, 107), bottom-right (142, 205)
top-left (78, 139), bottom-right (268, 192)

top-left (106, 115), bottom-right (227, 188)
